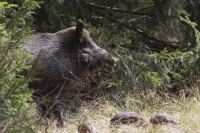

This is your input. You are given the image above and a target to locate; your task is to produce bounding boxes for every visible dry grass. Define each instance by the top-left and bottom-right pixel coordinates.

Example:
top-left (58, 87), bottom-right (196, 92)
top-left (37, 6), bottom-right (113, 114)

top-left (36, 87), bottom-right (200, 133)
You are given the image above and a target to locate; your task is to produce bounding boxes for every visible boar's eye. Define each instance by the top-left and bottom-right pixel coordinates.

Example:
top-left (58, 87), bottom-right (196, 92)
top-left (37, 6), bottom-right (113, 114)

top-left (80, 41), bottom-right (89, 49)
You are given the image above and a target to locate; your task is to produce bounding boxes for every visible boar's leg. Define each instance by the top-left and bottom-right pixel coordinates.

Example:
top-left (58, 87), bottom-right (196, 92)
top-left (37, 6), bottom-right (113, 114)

top-left (54, 108), bottom-right (64, 127)
top-left (40, 100), bottom-right (65, 127)
top-left (32, 83), bottom-right (65, 127)
top-left (52, 102), bottom-right (64, 127)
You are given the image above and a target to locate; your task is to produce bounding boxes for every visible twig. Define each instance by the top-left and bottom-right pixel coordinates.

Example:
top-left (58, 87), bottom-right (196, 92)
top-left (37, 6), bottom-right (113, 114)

top-left (0, 94), bottom-right (11, 133)
top-left (78, 99), bottom-right (105, 133)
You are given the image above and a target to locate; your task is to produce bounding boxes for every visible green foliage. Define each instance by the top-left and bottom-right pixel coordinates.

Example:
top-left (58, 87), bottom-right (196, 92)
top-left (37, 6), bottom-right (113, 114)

top-left (85, 9), bottom-right (200, 94)
top-left (0, 1), bottom-right (39, 132)
top-left (113, 16), bottom-right (200, 94)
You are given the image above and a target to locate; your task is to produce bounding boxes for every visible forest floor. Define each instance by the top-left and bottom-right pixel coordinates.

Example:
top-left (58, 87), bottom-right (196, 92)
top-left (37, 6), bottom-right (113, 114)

top-left (37, 87), bottom-right (200, 133)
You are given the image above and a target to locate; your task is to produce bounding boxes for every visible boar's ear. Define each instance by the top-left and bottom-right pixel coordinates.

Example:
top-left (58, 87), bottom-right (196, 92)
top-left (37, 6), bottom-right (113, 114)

top-left (76, 20), bottom-right (85, 42)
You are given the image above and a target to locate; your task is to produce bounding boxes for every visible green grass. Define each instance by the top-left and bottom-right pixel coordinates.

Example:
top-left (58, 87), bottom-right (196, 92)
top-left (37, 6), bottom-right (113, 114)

top-left (35, 86), bottom-right (200, 133)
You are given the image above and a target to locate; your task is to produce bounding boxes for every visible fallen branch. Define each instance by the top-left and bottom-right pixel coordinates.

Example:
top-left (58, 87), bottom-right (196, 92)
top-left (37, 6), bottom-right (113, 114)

top-left (85, 2), bottom-right (154, 16)
top-left (125, 25), bottom-right (177, 49)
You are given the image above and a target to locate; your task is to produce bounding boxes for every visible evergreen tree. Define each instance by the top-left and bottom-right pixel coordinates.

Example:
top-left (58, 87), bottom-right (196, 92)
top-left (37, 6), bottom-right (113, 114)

top-left (0, 1), bottom-right (39, 132)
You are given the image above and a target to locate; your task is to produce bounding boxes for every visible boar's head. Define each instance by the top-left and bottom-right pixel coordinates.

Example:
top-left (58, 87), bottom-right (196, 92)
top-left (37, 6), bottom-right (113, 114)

top-left (75, 21), bottom-right (118, 70)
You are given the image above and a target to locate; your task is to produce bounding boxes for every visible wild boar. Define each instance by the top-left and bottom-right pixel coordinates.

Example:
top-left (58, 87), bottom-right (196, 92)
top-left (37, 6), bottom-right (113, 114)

top-left (27, 21), bottom-right (117, 127)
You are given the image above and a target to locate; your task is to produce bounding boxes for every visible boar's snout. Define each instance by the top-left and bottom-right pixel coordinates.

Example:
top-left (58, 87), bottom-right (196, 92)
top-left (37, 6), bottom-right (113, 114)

top-left (101, 52), bottom-right (118, 66)
top-left (94, 48), bottom-right (118, 66)
top-left (82, 47), bottom-right (118, 67)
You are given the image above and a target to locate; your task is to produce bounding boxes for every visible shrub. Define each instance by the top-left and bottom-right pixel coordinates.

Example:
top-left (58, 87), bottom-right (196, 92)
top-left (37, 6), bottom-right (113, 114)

top-left (0, 1), bottom-right (39, 132)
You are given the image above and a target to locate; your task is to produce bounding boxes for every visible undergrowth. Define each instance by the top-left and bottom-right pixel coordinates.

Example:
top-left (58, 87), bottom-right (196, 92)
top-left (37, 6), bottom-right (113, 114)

top-left (38, 84), bottom-right (200, 133)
